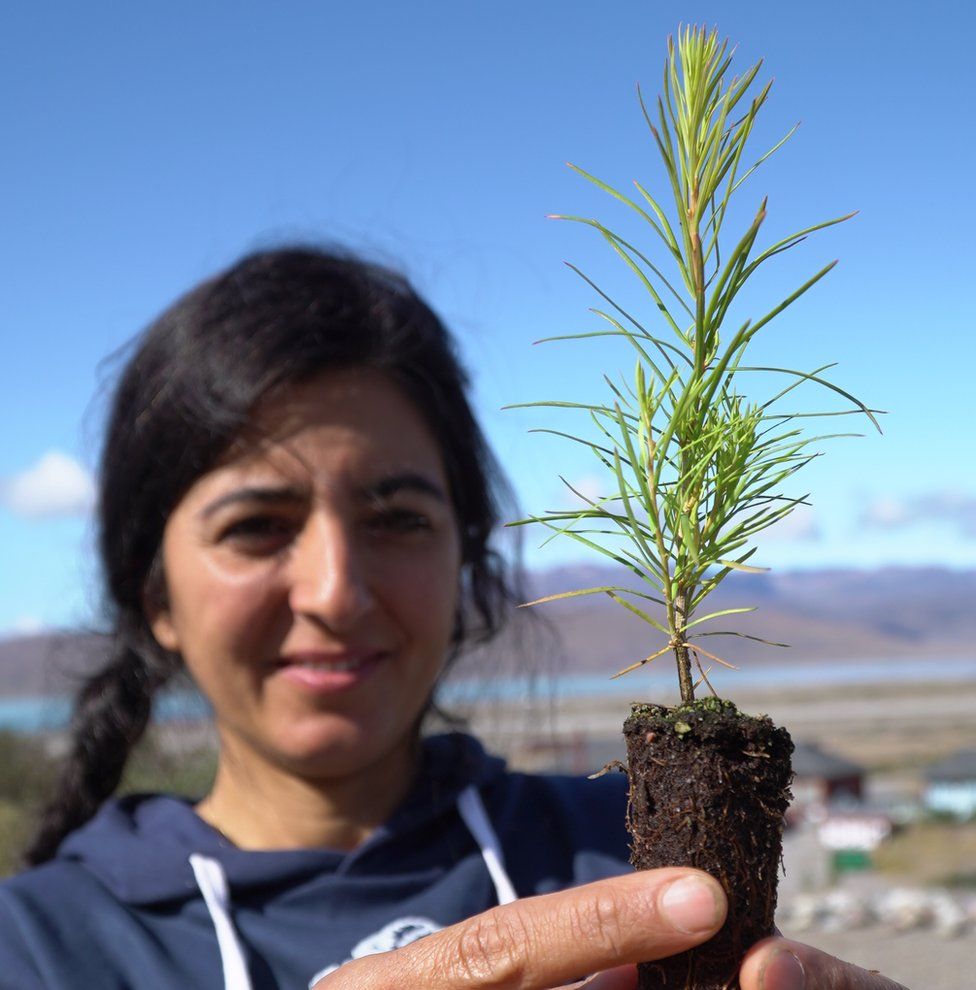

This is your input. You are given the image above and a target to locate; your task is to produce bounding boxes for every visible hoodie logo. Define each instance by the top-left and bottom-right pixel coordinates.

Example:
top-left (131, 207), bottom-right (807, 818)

top-left (308, 916), bottom-right (443, 987)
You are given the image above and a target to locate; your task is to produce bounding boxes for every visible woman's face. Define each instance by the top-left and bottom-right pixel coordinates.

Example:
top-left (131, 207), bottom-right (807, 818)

top-left (148, 368), bottom-right (462, 782)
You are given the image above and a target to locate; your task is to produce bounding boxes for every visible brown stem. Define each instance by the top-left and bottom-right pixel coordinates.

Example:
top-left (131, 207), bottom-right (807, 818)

top-left (673, 591), bottom-right (695, 704)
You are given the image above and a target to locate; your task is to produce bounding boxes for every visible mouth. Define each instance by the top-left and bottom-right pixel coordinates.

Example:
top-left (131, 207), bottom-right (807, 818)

top-left (273, 650), bottom-right (384, 692)
top-left (282, 654), bottom-right (372, 672)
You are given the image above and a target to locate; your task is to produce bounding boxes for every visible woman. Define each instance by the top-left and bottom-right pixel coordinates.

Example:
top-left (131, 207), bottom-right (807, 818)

top-left (0, 248), bottom-right (906, 990)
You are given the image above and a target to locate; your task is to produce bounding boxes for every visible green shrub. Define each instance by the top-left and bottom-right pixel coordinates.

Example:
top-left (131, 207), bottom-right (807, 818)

top-left (0, 800), bottom-right (31, 878)
top-left (0, 727), bottom-right (217, 878)
top-left (0, 733), bottom-right (59, 877)
top-left (120, 731), bottom-right (217, 799)
top-left (0, 731), bottom-right (59, 805)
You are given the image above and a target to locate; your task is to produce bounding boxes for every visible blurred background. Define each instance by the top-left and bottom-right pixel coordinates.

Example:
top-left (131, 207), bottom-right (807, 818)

top-left (1, 3), bottom-right (974, 985)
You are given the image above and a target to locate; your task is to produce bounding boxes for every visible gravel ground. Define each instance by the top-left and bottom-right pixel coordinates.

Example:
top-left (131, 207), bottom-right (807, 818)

top-left (779, 926), bottom-right (973, 990)
top-left (478, 679), bottom-right (976, 990)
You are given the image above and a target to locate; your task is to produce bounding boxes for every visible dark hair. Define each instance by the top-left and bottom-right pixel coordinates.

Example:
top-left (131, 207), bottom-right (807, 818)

top-left (25, 246), bottom-right (516, 865)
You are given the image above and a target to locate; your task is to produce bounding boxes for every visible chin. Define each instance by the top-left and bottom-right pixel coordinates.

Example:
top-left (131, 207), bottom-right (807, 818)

top-left (268, 718), bottom-right (416, 780)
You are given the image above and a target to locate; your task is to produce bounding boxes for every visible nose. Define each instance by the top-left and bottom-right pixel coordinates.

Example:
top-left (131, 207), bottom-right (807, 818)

top-left (287, 514), bottom-right (375, 632)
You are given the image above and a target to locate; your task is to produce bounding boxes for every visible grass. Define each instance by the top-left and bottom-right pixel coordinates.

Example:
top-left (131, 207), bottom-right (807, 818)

top-left (873, 819), bottom-right (976, 888)
top-left (119, 730), bottom-right (217, 798)
top-left (0, 801), bottom-right (31, 877)
top-left (0, 728), bottom-right (217, 878)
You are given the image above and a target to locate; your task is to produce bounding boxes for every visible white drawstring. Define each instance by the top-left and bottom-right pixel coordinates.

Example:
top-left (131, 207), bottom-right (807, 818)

top-left (456, 785), bottom-right (518, 905)
top-left (190, 854), bottom-right (254, 990)
top-left (190, 786), bottom-right (517, 989)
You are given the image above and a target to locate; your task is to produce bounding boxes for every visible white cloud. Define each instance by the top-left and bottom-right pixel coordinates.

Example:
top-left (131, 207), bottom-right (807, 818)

top-left (9, 615), bottom-right (45, 637)
top-left (558, 473), bottom-right (606, 506)
top-left (861, 491), bottom-right (976, 538)
top-left (861, 497), bottom-right (912, 529)
top-left (2, 451), bottom-right (95, 519)
top-left (761, 504), bottom-right (821, 543)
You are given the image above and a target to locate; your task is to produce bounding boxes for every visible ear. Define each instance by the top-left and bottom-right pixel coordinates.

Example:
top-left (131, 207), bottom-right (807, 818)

top-left (147, 607), bottom-right (180, 653)
top-left (142, 557), bottom-right (180, 652)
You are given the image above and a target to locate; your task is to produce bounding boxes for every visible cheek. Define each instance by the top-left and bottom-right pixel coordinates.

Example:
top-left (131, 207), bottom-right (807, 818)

top-left (389, 551), bottom-right (460, 631)
top-left (168, 559), bottom-right (291, 661)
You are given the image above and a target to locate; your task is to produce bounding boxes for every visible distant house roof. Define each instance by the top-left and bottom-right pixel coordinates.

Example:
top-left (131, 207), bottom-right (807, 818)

top-left (792, 741), bottom-right (863, 780)
top-left (925, 748), bottom-right (976, 782)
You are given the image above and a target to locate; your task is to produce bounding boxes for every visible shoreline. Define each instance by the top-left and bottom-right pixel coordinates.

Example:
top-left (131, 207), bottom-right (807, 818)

top-left (447, 674), bottom-right (976, 776)
top-left (5, 667), bottom-right (975, 777)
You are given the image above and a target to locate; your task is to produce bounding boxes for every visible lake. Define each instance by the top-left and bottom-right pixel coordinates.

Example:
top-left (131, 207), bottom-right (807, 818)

top-left (2, 656), bottom-right (975, 733)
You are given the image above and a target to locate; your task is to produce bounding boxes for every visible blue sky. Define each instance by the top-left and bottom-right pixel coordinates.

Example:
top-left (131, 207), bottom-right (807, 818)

top-left (1, 1), bottom-right (974, 637)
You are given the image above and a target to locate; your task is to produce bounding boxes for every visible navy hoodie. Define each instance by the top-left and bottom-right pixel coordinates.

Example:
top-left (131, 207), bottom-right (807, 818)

top-left (0, 735), bottom-right (630, 989)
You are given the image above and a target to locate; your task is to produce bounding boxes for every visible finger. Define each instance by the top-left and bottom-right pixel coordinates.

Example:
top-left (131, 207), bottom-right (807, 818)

top-left (740, 937), bottom-right (910, 990)
top-left (316, 869), bottom-right (726, 990)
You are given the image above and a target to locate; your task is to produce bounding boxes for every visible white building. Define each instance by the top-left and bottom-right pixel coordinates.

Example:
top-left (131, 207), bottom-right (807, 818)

top-left (923, 748), bottom-right (976, 820)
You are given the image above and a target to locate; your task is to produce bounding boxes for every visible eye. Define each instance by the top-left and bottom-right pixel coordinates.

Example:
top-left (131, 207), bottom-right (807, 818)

top-left (367, 507), bottom-right (433, 535)
top-left (219, 515), bottom-right (297, 553)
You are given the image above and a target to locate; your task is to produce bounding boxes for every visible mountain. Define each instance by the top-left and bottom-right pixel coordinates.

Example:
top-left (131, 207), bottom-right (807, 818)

top-left (465, 564), bottom-right (976, 678)
top-left (0, 633), bottom-right (110, 698)
top-left (1, 566), bottom-right (974, 697)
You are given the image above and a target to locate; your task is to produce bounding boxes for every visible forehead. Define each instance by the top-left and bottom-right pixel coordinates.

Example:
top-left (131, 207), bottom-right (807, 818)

top-left (211, 368), bottom-right (447, 487)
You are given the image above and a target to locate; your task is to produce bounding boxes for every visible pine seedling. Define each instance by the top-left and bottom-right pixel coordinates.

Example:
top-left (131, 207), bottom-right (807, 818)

top-left (511, 26), bottom-right (880, 704)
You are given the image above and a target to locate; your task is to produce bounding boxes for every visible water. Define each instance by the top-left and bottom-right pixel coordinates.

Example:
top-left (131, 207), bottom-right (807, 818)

top-left (0, 692), bottom-right (211, 733)
top-left (4, 657), bottom-right (973, 733)
top-left (442, 656), bottom-right (976, 703)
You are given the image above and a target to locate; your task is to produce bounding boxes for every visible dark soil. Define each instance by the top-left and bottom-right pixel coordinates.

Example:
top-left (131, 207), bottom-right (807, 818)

top-left (623, 698), bottom-right (793, 990)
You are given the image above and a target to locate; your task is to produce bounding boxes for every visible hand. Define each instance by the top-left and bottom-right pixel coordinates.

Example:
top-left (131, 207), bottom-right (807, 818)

top-left (312, 868), bottom-right (726, 989)
top-left (739, 937), bottom-right (910, 990)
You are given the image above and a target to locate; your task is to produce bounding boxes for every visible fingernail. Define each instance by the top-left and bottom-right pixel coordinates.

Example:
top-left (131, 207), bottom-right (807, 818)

top-left (760, 948), bottom-right (805, 990)
top-left (660, 876), bottom-right (720, 934)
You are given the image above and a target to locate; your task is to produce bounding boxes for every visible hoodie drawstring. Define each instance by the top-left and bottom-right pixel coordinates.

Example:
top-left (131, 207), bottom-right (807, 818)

top-left (189, 853), bottom-right (254, 990)
top-left (456, 785), bottom-right (518, 905)
top-left (189, 786), bottom-right (516, 990)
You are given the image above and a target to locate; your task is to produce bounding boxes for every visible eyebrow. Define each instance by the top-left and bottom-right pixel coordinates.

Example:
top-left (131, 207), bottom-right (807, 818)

top-left (200, 485), bottom-right (307, 519)
top-left (199, 472), bottom-right (448, 519)
top-left (365, 472), bottom-right (448, 503)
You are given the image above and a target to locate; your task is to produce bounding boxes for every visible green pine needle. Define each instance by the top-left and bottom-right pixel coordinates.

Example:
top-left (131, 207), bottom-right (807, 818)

top-left (515, 25), bottom-right (877, 704)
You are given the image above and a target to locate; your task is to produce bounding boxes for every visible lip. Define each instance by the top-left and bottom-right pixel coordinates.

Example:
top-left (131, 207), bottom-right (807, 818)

top-left (273, 649), bottom-right (385, 694)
